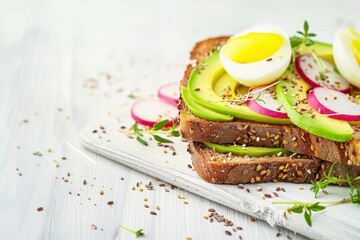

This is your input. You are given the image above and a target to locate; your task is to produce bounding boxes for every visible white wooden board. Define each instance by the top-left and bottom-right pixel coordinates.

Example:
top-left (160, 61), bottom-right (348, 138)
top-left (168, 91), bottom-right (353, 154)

top-left (79, 104), bottom-right (360, 240)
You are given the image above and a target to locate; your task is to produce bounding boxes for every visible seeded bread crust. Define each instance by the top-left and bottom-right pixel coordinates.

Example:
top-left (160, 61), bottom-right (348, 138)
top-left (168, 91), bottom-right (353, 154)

top-left (179, 36), bottom-right (360, 166)
top-left (189, 141), bottom-right (360, 186)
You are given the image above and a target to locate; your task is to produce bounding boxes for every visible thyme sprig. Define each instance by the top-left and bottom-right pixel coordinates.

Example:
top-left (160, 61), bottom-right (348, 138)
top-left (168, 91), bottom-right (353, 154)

top-left (273, 199), bottom-right (349, 227)
top-left (310, 163), bottom-right (360, 200)
top-left (121, 119), bottom-right (179, 146)
top-left (120, 225), bottom-right (144, 238)
top-left (290, 21), bottom-right (317, 49)
top-left (289, 21), bottom-right (317, 65)
top-left (273, 163), bottom-right (360, 227)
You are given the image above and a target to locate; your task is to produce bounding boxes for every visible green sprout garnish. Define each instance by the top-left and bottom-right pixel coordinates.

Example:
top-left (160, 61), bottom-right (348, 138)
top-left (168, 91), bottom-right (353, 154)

top-left (273, 163), bottom-right (360, 227)
top-left (120, 225), bottom-right (144, 238)
top-left (120, 119), bottom-right (179, 146)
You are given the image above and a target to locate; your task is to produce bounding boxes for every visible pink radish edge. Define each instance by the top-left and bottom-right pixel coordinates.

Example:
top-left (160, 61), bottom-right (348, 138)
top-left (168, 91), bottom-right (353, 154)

top-left (157, 82), bottom-right (179, 106)
top-left (295, 55), bottom-right (318, 89)
top-left (295, 54), bottom-right (350, 93)
top-left (307, 89), bottom-right (360, 121)
top-left (247, 99), bottom-right (289, 119)
top-left (131, 99), bottom-right (178, 128)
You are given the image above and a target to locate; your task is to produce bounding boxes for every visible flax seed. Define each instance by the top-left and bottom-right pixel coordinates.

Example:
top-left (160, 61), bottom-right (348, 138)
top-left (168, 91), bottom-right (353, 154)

top-left (264, 194), bottom-right (272, 198)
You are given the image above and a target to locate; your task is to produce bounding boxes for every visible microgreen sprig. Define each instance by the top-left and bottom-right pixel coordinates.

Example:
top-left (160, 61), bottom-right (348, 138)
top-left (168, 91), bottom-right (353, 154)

top-left (120, 225), bottom-right (144, 238)
top-left (311, 51), bottom-right (327, 80)
top-left (254, 93), bottom-right (266, 104)
top-left (123, 119), bottom-right (179, 146)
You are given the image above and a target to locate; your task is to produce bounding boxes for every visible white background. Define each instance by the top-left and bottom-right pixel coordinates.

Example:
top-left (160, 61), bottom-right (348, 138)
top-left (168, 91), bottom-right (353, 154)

top-left (0, 0), bottom-right (359, 239)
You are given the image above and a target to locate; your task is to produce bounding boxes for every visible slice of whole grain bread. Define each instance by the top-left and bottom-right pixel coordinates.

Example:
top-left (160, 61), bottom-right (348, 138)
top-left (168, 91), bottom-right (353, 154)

top-left (189, 141), bottom-right (360, 185)
top-left (179, 36), bottom-right (360, 166)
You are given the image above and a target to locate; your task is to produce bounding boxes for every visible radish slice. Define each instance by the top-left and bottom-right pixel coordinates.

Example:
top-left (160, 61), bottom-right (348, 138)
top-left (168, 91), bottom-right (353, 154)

top-left (307, 87), bottom-right (360, 121)
top-left (246, 86), bottom-right (288, 119)
top-left (296, 54), bottom-right (350, 92)
top-left (131, 99), bottom-right (178, 127)
top-left (157, 82), bottom-right (179, 106)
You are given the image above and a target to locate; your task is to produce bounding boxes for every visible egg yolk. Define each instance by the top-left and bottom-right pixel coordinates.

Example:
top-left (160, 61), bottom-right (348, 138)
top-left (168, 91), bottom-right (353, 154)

top-left (348, 28), bottom-right (360, 66)
top-left (222, 32), bottom-right (284, 63)
top-left (352, 40), bottom-right (360, 66)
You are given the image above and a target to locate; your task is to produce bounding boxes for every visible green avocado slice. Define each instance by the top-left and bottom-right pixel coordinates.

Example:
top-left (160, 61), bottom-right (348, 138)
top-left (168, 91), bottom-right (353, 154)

top-left (298, 41), bottom-right (334, 64)
top-left (276, 76), bottom-right (353, 142)
top-left (204, 142), bottom-right (292, 157)
top-left (187, 51), bottom-right (291, 125)
top-left (181, 87), bottom-right (233, 121)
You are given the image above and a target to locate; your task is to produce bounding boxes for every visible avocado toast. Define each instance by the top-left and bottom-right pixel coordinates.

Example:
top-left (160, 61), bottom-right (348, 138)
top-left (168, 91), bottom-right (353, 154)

top-left (179, 35), bottom-right (360, 185)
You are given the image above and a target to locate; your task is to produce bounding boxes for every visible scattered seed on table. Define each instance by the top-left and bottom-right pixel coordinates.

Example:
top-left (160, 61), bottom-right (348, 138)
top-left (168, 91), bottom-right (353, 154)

top-left (150, 211), bottom-right (157, 216)
top-left (91, 224), bottom-right (97, 230)
top-left (107, 201), bottom-right (114, 205)
top-left (225, 230), bottom-right (232, 236)
top-left (264, 193), bottom-right (272, 198)
top-left (37, 207), bottom-right (44, 212)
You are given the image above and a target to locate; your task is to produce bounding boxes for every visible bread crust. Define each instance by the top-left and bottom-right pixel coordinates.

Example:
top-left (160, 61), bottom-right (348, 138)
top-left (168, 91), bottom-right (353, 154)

top-left (179, 36), bottom-right (360, 166)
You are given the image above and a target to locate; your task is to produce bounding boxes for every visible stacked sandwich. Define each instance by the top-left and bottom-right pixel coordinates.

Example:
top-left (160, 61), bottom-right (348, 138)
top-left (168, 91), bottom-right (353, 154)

top-left (179, 25), bottom-right (360, 185)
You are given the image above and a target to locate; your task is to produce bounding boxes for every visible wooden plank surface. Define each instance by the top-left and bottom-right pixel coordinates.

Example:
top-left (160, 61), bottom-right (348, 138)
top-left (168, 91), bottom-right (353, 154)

top-left (78, 103), bottom-right (359, 240)
top-left (0, 0), bottom-right (359, 239)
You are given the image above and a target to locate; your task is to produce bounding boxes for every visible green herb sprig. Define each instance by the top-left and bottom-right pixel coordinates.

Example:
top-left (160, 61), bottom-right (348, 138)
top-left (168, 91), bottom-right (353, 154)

top-left (310, 163), bottom-right (360, 199)
top-left (33, 150), bottom-right (43, 157)
top-left (273, 199), bottom-right (349, 227)
top-left (126, 119), bottom-right (179, 146)
top-left (120, 225), bottom-right (144, 238)
top-left (273, 163), bottom-right (360, 227)
top-left (290, 21), bottom-right (317, 49)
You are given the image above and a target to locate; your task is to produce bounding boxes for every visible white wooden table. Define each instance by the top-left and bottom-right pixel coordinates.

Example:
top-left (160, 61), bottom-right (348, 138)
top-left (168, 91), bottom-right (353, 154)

top-left (0, 1), bottom-right (359, 239)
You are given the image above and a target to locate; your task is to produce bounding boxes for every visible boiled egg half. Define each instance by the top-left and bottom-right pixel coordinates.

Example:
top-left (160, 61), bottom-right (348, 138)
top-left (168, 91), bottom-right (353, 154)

top-left (220, 25), bottom-right (292, 87)
top-left (333, 28), bottom-right (360, 88)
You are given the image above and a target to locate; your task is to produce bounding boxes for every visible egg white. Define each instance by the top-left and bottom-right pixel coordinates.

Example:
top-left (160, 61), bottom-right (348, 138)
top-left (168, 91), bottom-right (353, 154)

top-left (333, 28), bottom-right (360, 88)
top-left (220, 25), bottom-right (292, 87)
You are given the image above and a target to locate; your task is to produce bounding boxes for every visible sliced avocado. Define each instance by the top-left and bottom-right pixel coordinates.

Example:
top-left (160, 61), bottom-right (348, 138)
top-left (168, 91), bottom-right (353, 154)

top-left (188, 51), bottom-right (291, 125)
top-left (181, 87), bottom-right (233, 121)
top-left (212, 71), bottom-right (240, 99)
top-left (204, 142), bottom-right (291, 157)
top-left (298, 41), bottom-right (334, 64)
top-left (276, 76), bottom-right (353, 142)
